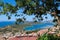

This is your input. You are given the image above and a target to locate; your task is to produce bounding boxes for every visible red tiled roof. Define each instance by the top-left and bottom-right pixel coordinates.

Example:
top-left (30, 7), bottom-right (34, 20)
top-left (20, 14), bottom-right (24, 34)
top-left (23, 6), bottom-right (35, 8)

top-left (9, 36), bottom-right (38, 40)
top-left (9, 37), bottom-right (19, 40)
top-left (37, 29), bottom-right (48, 35)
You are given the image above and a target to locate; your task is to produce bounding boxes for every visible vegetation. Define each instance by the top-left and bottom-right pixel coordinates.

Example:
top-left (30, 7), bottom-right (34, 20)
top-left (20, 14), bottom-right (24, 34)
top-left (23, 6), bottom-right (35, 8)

top-left (0, 0), bottom-right (59, 24)
top-left (37, 34), bottom-right (60, 40)
top-left (0, 1), bottom-right (60, 40)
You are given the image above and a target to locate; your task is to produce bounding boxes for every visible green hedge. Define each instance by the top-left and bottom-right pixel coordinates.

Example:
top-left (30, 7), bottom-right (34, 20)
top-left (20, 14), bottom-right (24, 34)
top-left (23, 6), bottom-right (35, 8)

top-left (37, 34), bottom-right (60, 40)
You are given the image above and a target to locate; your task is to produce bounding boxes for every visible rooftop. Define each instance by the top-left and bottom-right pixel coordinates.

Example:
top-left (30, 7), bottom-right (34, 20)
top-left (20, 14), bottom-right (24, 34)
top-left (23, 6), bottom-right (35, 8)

top-left (9, 36), bottom-right (38, 40)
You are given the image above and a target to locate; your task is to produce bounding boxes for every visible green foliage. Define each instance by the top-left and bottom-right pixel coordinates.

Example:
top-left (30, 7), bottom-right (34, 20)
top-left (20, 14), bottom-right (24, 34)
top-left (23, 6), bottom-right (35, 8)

top-left (0, 0), bottom-right (57, 23)
top-left (15, 18), bottom-right (24, 24)
top-left (0, 0), bottom-right (3, 6)
top-left (0, 0), bottom-right (55, 15)
top-left (3, 3), bottom-right (18, 14)
top-left (37, 34), bottom-right (60, 40)
top-left (45, 0), bottom-right (54, 10)
top-left (8, 16), bottom-right (11, 20)
top-left (38, 34), bottom-right (48, 40)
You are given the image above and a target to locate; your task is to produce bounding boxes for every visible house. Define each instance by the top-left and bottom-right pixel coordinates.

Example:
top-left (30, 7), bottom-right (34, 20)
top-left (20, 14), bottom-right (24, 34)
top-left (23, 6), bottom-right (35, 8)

top-left (8, 36), bottom-right (38, 40)
top-left (0, 35), bottom-right (6, 40)
top-left (37, 29), bottom-right (48, 36)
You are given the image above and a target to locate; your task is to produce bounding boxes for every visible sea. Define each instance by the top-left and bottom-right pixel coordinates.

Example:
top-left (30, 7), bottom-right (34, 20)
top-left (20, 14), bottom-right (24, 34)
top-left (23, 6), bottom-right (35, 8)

top-left (24, 22), bottom-right (55, 31)
top-left (0, 21), bottom-right (15, 28)
top-left (0, 21), bottom-right (55, 31)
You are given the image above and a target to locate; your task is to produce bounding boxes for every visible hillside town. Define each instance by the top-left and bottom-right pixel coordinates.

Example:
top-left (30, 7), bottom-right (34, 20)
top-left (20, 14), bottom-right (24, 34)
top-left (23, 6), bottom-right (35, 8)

top-left (0, 25), bottom-right (60, 40)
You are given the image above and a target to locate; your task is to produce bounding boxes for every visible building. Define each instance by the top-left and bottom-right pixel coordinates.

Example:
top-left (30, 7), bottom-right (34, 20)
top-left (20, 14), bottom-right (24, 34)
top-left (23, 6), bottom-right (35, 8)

top-left (9, 36), bottom-right (38, 40)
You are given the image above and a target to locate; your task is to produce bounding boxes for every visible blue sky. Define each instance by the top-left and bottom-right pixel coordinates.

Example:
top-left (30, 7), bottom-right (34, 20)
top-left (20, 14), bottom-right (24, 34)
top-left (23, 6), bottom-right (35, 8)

top-left (3, 0), bottom-right (16, 6)
top-left (0, 0), bottom-right (55, 22)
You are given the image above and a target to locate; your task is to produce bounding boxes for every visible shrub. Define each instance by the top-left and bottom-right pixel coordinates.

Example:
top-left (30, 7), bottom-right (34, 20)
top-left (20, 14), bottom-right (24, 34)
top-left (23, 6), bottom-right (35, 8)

top-left (37, 34), bottom-right (60, 40)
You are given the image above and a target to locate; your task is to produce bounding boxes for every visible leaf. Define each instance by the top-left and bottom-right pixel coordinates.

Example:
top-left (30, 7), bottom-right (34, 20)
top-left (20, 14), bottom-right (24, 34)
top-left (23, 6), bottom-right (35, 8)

top-left (0, 0), bottom-right (3, 6)
top-left (30, 1), bottom-right (36, 7)
top-left (8, 16), bottom-right (11, 20)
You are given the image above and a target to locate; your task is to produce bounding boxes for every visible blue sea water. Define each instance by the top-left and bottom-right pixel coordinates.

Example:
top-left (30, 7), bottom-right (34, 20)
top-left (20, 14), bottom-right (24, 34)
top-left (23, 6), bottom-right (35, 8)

top-left (0, 21), bottom-right (15, 28)
top-left (24, 22), bottom-right (55, 31)
top-left (0, 21), bottom-right (55, 31)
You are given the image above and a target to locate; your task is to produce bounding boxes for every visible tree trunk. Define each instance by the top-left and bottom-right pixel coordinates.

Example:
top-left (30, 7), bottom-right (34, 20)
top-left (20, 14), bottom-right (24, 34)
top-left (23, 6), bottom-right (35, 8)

top-left (57, 10), bottom-right (60, 26)
top-left (58, 17), bottom-right (60, 26)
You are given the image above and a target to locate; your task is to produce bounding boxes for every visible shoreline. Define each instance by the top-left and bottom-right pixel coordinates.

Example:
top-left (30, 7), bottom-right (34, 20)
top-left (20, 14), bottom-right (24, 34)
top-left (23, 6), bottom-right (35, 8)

top-left (0, 22), bottom-right (55, 34)
top-left (0, 25), bottom-right (60, 40)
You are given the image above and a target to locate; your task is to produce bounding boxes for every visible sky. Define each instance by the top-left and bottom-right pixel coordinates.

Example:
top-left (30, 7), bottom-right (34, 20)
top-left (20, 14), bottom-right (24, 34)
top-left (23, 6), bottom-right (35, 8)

top-left (0, 0), bottom-right (55, 22)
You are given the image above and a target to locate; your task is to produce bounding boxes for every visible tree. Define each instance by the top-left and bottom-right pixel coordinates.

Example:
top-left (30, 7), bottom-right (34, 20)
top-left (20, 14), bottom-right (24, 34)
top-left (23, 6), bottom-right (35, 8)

top-left (0, 0), bottom-right (58, 24)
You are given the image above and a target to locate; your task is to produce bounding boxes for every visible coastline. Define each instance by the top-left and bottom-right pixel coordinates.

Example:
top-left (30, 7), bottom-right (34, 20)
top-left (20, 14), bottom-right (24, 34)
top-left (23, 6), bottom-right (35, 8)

top-left (0, 22), bottom-right (60, 40)
top-left (0, 25), bottom-right (60, 40)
